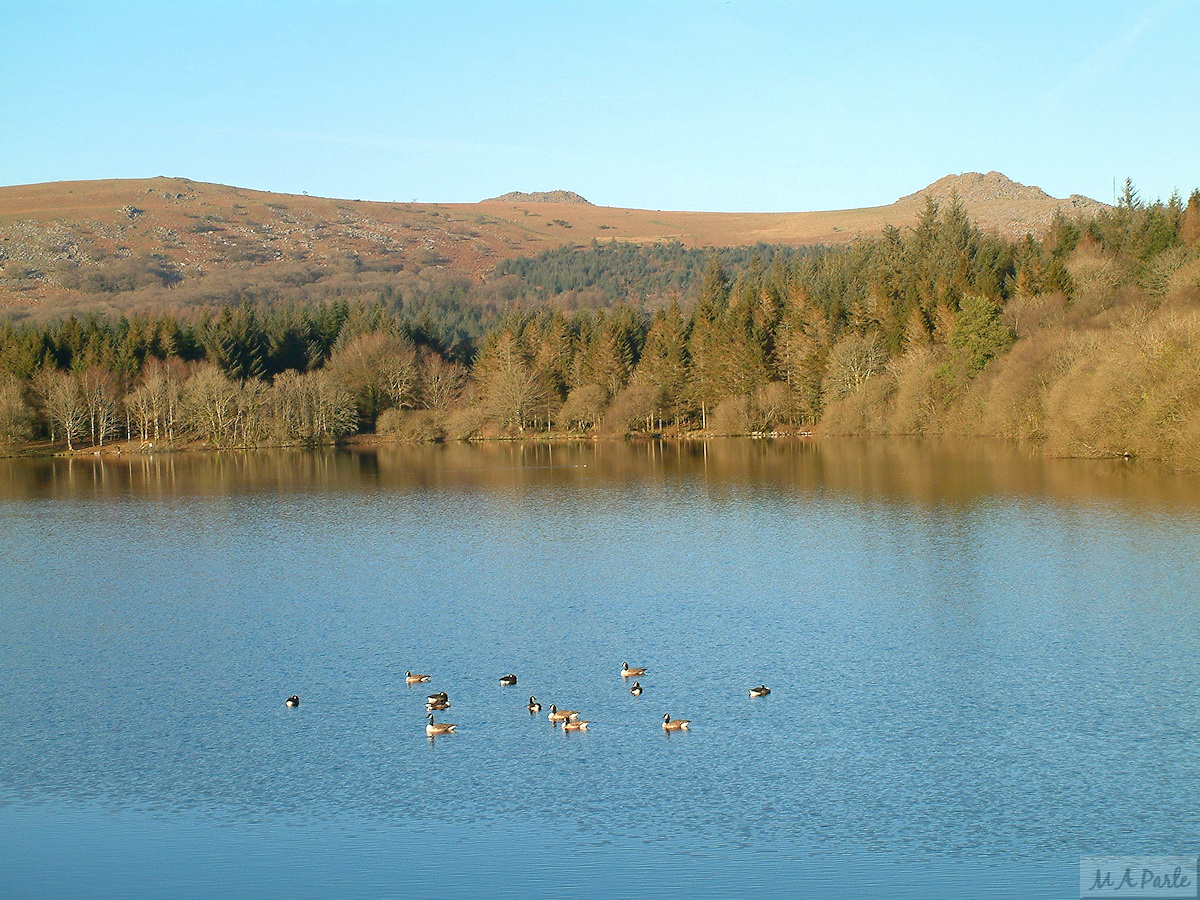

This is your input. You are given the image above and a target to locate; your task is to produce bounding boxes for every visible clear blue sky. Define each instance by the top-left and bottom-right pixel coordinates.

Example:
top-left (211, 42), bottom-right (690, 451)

top-left (3, 1), bottom-right (1197, 211)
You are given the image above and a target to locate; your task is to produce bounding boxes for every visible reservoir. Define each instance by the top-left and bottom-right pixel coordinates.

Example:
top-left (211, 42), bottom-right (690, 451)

top-left (1, 439), bottom-right (1197, 897)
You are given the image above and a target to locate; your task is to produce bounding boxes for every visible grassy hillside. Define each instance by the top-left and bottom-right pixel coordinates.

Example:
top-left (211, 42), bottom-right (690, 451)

top-left (0, 173), bottom-right (1106, 320)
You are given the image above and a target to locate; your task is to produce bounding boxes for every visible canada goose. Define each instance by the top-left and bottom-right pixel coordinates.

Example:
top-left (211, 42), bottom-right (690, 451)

top-left (621, 662), bottom-right (646, 678)
top-left (662, 713), bottom-right (690, 731)
top-left (426, 713), bottom-right (457, 736)
top-left (527, 696), bottom-right (542, 714)
top-left (426, 691), bottom-right (449, 705)
top-left (749, 684), bottom-right (771, 698)
top-left (547, 704), bottom-right (580, 724)
top-left (499, 673), bottom-right (518, 687)
top-left (406, 671), bottom-right (431, 684)
top-left (426, 699), bottom-right (451, 711)
top-left (285, 695), bottom-right (300, 708)
top-left (562, 719), bottom-right (590, 731)
top-left (629, 681), bottom-right (643, 696)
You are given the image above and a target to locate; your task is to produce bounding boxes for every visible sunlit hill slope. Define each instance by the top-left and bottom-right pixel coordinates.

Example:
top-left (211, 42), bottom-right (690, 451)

top-left (0, 172), bottom-right (1105, 317)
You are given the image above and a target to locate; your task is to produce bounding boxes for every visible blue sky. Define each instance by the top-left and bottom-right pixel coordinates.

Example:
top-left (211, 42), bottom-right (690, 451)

top-left (3, 1), bottom-right (1197, 211)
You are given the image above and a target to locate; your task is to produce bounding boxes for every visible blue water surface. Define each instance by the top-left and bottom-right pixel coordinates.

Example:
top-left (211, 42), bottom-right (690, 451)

top-left (1, 440), bottom-right (1197, 897)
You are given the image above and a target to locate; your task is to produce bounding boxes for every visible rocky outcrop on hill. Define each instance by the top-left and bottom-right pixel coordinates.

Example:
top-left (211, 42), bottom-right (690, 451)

top-left (484, 190), bottom-right (592, 205)
top-left (895, 171), bottom-right (1109, 238)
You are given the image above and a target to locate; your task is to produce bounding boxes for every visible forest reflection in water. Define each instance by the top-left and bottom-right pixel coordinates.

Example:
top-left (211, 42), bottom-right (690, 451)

top-left (1, 437), bottom-right (1195, 511)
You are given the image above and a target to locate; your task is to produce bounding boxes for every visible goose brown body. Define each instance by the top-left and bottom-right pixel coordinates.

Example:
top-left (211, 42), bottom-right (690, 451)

top-left (548, 704), bottom-right (580, 724)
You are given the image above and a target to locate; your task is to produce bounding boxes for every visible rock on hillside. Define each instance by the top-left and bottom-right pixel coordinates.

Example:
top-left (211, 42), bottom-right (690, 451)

top-left (895, 171), bottom-right (1109, 238)
top-left (484, 190), bottom-right (592, 205)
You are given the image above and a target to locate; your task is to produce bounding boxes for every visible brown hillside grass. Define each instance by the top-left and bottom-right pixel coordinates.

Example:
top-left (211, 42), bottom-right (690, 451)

top-left (0, 174), bottom-right (1107, 316)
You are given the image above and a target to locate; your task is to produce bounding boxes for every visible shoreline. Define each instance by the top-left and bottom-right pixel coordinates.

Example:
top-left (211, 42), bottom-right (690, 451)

top-left (2, 430), bottom-right (1179, 472)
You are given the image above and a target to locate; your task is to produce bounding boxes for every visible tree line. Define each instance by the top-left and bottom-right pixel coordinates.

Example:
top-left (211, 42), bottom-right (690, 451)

top-left (3, 185), bottom-right (1199, 466)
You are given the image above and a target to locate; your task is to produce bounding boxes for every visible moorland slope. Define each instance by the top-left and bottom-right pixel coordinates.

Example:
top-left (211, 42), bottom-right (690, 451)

top-left (0, 172), bottom-right (1105, 317)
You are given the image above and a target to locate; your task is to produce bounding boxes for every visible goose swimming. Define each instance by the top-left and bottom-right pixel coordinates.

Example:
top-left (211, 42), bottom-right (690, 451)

top-left (548, 704), bottom-right (580, 724)
top-left (426, 713), bottom-right (457, 736)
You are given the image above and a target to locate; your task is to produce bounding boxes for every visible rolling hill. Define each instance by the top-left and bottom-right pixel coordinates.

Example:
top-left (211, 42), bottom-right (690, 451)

top-left (0, 172), bottom-right (1106, 317)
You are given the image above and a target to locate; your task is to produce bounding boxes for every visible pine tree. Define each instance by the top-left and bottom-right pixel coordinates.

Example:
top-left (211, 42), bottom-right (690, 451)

top-left (949, 294), bottom-right (1014, 373)
top-left (773, 286), bottom-right (830, 425)
top-left (1180, 189), bottom-right (1200, 244)
top-left (632, 301), bottom-right (689, 426)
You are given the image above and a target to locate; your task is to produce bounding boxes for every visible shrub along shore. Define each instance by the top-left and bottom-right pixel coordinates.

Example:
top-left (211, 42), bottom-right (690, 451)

top-left (3, 187), bottom-right (1200, 468)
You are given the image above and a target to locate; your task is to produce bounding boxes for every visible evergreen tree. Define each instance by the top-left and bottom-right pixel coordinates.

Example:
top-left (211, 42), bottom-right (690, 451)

top-left (949, 294), bottom-right (1014, 373)
top-left (773, 285), bottom-right (830, 424)
top-left (1182, 189), bottom-right (1200, 244)
top-left (632, 301), bottom-right (689, 426)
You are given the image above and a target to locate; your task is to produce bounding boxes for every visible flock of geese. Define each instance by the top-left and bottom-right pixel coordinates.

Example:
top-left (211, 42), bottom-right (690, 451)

top-left (285, 664), bottom-right (772, 737)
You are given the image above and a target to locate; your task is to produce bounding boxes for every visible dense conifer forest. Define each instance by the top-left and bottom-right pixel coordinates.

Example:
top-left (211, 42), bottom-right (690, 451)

top-left (2, 186), bottom-right (1199, 467)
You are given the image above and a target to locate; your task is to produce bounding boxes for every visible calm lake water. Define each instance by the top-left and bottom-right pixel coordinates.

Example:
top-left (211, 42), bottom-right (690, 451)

top-left (1, 439), bottom-right (1198, 898)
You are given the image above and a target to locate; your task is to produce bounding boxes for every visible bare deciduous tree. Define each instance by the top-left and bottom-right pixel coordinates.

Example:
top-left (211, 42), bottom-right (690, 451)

top-left (273, 370), bottom-right (357, 442)
top-left (825, 333), bottom-right (887, 401)
top-left (128, 358), bottom-right (187, 444)
top-left (181, 363), bottom-right (241, 447)
top-left (420, 354), bottom-right (467, 410)
top-left (78, 367), bottom-right (121, 447)
top-left (42, 370), bottom-right (87, 450)
top-left (556, 383), bottom-right (606, 431)
top-left (0, 373), bottom-right (34, 445)
top-left (326, 331), bottom-right (420, 426)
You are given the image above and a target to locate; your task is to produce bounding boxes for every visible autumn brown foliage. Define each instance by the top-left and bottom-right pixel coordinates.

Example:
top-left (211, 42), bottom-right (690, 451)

top-left (4, 183), bottom-right (1200, 467)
